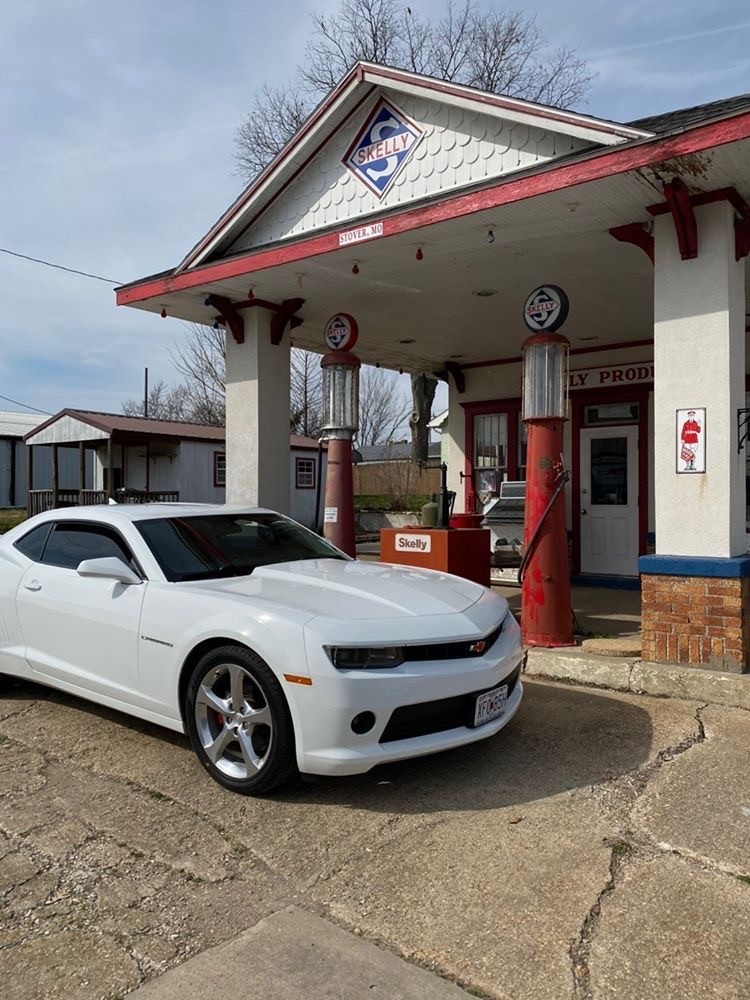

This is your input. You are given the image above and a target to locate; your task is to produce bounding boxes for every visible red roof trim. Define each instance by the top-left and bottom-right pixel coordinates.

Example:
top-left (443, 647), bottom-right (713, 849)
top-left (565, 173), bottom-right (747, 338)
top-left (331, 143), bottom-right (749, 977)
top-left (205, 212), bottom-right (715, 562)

top-left (367, 64), bottom-right (644, 139)
top-left (117, 109), bottom-right (750, 307)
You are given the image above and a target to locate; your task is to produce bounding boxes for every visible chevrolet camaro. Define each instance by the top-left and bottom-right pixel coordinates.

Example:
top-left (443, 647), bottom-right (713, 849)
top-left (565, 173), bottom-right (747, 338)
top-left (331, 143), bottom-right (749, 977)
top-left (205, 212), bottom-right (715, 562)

top-left (0, 505), bottom-right (523, 794)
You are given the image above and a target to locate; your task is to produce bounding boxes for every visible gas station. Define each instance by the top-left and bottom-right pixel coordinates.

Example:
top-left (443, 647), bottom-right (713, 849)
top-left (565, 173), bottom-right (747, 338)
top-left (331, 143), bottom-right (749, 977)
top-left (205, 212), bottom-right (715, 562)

top-left (117, 62), bottom-right (750, 672)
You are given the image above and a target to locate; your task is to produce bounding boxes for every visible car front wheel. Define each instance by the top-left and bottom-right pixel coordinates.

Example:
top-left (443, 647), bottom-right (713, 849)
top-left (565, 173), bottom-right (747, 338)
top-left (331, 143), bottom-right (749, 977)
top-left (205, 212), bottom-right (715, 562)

top-left (185, 644), bottom-right (296, 794)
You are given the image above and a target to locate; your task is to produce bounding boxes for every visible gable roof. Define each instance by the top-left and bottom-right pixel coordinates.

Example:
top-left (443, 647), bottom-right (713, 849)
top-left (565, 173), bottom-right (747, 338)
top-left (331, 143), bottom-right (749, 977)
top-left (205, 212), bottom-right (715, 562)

top-left (0, 410), bottom-right (51, 438)
top-left (176, 61), bottom-right (650, 273)
top-left (26, 409), bottom-right (225, 444)
top-left (628, 93), bottom-right (750, 135)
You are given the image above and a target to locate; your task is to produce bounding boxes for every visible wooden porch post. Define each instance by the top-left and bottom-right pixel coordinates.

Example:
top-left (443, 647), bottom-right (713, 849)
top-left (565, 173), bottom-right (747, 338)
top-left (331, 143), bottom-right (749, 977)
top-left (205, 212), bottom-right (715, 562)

top-left (145, 440), bottom-right (151, 491)
top-left (27, 444), bottom-right (34, 515)
top-left (106, 437), bottom-right (114, 500)
top-left (79, 442), bottom-right (86, 500)
top-left (52, 444), bottom-right (59, 508)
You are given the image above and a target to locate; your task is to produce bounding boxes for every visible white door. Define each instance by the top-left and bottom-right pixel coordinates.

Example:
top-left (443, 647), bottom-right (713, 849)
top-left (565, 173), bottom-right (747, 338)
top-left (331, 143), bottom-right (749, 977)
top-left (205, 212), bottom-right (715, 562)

top-left (580, 426), bottom-right (639, 576)
top-left (16, 521), bottom-right (145, 707)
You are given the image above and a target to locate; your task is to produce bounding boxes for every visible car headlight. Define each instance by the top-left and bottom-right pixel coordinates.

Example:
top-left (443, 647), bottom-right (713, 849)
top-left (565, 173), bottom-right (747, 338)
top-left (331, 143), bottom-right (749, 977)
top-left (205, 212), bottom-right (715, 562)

top-left (324, 645), bottom-right (405, 670)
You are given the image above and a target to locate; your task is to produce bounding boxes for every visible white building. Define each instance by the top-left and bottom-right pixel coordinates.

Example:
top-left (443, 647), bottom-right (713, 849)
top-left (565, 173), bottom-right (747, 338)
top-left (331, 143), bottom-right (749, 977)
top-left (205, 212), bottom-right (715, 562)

top-left (116, 63), bottom-right (750, 672)
top-left (0, 410), bottom-right (85, 509)
top-left (24, 411), bottom-right (327, 528)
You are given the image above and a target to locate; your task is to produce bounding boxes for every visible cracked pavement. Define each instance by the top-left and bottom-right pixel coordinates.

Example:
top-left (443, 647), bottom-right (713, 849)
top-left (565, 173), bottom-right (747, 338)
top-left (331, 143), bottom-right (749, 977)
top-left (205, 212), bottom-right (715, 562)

top-left (0, 676), bottom-right (748, 999)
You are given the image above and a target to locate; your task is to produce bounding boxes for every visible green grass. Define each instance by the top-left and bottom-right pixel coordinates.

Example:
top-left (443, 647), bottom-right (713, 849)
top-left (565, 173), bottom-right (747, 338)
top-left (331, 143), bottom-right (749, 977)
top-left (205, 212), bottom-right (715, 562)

top-left (354, 494), bottom-right (429, 513)
top-left (0, 509), bottom-right (26, 533)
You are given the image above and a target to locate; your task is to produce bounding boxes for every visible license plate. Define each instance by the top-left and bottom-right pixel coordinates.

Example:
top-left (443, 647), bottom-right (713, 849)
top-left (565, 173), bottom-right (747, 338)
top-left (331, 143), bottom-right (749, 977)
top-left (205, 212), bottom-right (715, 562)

top-left (474, 684), bottom-right (508, 727)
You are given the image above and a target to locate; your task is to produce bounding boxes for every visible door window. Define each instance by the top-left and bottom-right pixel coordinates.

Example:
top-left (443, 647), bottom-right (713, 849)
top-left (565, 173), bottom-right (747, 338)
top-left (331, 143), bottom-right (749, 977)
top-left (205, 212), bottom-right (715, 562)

top-left (41, 524), bottom-right (137, 571)
top-left (590, 437), bottom-right (628, 505)
top-left (473, 413), bottom-right (508, 498)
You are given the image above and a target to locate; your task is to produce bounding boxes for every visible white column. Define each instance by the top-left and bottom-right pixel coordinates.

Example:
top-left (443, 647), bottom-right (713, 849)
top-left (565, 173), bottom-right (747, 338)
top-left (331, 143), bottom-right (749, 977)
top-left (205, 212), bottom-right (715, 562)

top-left (653, 201), bottom-right (746, 557)
top-left (225, 309), bottom-right (291, 512)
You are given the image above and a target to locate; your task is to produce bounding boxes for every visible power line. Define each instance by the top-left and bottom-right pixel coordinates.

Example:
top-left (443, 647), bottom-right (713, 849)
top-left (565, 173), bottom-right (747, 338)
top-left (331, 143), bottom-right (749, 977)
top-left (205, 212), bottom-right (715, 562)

top-left (0, 393), bottom-right (48, 415)
top-left (0, 247), bottom-right (122, 285)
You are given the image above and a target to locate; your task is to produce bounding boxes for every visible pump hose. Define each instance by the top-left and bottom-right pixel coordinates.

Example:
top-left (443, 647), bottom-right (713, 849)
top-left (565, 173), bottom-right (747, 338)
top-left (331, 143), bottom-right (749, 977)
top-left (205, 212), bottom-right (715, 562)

top-left (517, 467), bottom-right (570, 586)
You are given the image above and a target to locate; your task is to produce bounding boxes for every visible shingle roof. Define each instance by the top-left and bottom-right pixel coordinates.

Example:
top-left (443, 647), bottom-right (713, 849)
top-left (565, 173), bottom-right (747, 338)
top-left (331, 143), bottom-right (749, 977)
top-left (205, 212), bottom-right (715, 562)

top-left (628, 94), bottom-right (750, 134)
top-left (0, 410), bottom-right (50, 438)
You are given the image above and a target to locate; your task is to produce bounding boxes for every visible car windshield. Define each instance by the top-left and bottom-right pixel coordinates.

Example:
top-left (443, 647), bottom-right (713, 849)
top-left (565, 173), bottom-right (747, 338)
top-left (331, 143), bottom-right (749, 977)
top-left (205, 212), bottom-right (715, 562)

top-left (136, 513), bottom-right (346, 582)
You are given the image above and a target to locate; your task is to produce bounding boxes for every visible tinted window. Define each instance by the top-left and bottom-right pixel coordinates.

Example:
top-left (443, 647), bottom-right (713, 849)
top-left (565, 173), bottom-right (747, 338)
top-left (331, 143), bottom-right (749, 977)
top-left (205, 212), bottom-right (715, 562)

top-left (41, 524), bottom-right (137, 571)
top-left (14, 523), bottom-right (52, 562)
top-left (136, 513), bottom-right (344, 582)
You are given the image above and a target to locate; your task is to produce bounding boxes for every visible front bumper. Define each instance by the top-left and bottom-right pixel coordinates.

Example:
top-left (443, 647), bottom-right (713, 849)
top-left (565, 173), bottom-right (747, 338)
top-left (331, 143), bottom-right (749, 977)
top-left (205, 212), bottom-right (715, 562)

top-left (293, 612), bottom-right (524, 777)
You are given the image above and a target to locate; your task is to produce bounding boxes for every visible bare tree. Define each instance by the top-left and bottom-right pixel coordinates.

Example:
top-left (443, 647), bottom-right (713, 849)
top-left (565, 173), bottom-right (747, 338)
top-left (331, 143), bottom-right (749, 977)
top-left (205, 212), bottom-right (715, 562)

top-left (290, 347), bottom-right (324, 438)
top-left (122, 379), bottom-right (194, 421)
top-left (409, 374), bottom-right (437, 463)
top-left (124, 329), bottom-right (404, 444)
top-left (169, 324), bottom-right (226, 426)
top-left (233, 0), bottom-right (592, 460)
top-left (357, 367), bottom-right (410, 446)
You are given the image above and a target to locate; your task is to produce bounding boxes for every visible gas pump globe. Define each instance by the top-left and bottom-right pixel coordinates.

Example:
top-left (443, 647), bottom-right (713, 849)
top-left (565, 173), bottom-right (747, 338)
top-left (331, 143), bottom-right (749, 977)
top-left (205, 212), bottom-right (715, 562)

top-left (320, 314), bottom-right (360, 557)
top-left (520, 289), bottom-right (574, 647)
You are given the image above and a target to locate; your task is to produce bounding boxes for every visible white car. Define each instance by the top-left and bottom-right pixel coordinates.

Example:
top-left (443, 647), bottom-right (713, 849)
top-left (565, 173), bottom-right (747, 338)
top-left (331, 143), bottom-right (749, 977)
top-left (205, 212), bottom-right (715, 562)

top-left (0, 505), bottom-right (523, 794)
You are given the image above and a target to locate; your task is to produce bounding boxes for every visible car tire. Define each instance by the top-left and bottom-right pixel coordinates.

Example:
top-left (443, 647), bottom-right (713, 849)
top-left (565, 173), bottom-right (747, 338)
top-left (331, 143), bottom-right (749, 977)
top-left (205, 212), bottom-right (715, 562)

top-left (184, 644), bottom-right (297, 795)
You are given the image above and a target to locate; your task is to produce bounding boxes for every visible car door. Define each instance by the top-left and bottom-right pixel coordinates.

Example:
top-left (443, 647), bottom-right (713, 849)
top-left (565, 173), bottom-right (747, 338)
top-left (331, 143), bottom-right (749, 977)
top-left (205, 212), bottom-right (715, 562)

top-left (15, 520), bottom-right (146, 708)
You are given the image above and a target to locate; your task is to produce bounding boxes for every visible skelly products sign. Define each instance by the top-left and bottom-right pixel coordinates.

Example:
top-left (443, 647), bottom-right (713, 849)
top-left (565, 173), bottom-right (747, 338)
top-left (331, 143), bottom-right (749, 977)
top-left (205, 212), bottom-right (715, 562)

top-left (343, 98), bottom-right (424, 198)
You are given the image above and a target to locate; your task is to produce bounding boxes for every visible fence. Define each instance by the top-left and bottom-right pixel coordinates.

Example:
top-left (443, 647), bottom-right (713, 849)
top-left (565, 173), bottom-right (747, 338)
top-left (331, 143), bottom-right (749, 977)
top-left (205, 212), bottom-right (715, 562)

top-left (27, 489), bottom-right (179, 516)
top-left (353, 461), bottom-right (441, 500)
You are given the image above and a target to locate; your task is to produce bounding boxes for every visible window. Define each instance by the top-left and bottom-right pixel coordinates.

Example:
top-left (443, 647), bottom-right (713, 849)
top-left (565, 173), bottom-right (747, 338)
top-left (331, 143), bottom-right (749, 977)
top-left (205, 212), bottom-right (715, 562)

top-left (14, 523), bottom-right (52, 562)
top-left (41, 523), bottom-right (138, 572)
top-left (295, 456), bottom-right (316, 490)
top-left (214, 452), bottom-right (226, 488)
top-left (136, 512), bottom-right (344, 582)
top-left (584, 403), bottom-right (639, 426)
top-left (473, 413), bottom-right (508, 499)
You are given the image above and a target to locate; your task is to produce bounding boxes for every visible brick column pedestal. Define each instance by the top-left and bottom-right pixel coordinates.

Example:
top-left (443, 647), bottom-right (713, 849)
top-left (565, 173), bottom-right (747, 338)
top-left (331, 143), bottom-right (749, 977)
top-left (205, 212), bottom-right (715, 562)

top-left (640, 556), bottom-right (750, 674)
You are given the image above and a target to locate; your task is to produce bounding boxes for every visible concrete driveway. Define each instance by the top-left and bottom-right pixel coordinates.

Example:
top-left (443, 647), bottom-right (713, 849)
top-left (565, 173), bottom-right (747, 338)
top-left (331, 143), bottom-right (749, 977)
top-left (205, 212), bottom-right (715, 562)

top-left (0, 675), bottom-right (748, 1000)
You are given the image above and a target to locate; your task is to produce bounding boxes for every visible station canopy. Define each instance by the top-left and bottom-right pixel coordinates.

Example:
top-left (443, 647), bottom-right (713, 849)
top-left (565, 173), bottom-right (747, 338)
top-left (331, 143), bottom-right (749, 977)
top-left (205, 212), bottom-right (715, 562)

top-left (117, 63), bottom-right (750, 373)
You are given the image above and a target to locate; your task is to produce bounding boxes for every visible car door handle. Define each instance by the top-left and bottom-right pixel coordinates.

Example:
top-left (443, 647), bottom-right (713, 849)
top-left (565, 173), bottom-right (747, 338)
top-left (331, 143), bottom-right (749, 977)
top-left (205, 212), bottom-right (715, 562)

top-left (23, 580), bottom-right (42, 592)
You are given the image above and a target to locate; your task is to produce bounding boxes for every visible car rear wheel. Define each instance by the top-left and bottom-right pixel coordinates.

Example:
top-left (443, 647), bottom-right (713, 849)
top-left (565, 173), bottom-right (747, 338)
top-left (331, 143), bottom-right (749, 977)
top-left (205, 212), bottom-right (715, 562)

top-left (185, 645), bottom-right (296, 794)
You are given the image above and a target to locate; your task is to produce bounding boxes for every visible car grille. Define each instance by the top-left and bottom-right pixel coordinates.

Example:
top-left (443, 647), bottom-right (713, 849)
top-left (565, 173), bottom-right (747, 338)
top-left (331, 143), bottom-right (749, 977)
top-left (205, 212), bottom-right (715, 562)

top-left (379, 662), bottom-right (521, 744)
top-left (401, 620), bottom-right (505, 662)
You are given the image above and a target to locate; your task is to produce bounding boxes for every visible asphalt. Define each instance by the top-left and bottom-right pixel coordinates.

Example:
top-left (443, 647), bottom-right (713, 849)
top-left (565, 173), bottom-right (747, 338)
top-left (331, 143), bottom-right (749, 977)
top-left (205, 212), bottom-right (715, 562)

top-left (1, 673), bottom-right (748, 999)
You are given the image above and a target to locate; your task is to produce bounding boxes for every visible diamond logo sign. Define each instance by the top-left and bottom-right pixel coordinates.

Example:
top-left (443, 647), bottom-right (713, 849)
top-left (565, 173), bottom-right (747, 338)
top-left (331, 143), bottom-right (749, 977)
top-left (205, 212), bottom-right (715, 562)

top-left (343, 98), bottom-right (424, 199)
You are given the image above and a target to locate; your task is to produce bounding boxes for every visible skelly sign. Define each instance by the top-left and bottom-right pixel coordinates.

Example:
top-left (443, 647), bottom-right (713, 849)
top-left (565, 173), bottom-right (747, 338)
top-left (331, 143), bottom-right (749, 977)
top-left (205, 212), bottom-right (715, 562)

top-left (343, 97), bottom-right (424, 198)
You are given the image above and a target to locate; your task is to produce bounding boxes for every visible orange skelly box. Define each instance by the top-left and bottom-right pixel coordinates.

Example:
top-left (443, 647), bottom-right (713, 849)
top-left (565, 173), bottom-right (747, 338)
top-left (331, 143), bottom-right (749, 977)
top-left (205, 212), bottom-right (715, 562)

top-left (379, 527), bottom-right (491, 587)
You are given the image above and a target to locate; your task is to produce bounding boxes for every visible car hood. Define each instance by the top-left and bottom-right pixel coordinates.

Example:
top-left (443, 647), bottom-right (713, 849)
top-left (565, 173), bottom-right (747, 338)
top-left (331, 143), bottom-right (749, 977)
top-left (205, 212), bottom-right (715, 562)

top-left (185, 558), bottom-right (487, 620)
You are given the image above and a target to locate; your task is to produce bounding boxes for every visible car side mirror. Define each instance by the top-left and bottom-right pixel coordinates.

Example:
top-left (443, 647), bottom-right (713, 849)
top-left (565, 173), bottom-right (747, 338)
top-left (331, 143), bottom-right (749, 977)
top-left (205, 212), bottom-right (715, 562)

top-left (77, 557), bottom-right (143, 586)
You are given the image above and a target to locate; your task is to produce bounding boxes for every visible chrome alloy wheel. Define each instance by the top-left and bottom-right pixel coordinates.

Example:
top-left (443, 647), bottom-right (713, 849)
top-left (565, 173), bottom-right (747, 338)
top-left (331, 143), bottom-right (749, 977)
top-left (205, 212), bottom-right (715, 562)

top-left (193, 662), bottom-right (273, 779)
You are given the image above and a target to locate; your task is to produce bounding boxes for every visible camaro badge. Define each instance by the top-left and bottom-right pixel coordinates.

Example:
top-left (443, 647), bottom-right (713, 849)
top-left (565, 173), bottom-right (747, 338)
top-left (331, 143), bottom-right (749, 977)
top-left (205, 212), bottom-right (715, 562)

top-left (469, 640), bottom-right (487, 655)
top-left (343, 97), bottom-right (424, 199)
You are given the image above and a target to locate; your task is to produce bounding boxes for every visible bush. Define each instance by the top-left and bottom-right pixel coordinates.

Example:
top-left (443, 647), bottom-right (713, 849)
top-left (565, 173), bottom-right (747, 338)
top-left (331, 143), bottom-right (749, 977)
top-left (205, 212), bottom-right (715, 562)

top-left (354, 494), bottom-right (429, 513)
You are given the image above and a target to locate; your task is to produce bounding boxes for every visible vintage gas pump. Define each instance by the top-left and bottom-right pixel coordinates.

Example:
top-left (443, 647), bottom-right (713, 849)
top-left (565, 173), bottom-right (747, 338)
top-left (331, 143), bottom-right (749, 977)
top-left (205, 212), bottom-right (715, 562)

top-left (320, 313), bottom-right (360, 557)
top-left (520, 286), bottom-right (573, 646)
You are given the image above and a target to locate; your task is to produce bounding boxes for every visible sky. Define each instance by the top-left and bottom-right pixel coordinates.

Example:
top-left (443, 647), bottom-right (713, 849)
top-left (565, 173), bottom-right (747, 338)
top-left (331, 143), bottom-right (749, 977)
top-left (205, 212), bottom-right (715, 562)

top-left (1, 0), bottom-right (749, 420)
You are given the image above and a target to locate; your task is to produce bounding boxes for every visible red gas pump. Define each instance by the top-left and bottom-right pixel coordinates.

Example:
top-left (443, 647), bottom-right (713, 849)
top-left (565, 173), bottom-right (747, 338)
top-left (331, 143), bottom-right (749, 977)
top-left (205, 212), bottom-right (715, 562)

top-left (320, 314), bottom-right (360, 557)
top-left (519, 288), bottom-right (573, 647)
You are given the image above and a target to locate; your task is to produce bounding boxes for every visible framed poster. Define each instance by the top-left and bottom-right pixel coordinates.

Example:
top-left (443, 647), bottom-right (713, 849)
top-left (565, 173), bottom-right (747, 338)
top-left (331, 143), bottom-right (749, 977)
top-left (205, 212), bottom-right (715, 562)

top-left (676, 408), bottom-right (706, 474)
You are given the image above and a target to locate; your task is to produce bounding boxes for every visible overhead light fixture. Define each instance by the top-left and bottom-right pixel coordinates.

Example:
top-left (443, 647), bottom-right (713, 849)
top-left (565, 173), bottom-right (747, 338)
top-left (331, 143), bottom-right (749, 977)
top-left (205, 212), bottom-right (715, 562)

top-left (473, 289), bottom-right (497, 297)
top-left (399, 338), bottom-right (416, 344)
top-left (487, 229), bottom-right (495, 244)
